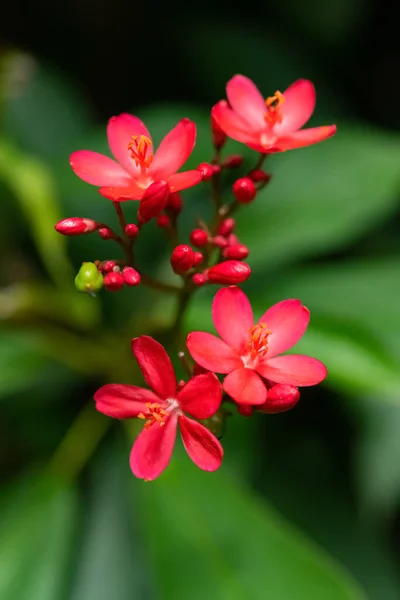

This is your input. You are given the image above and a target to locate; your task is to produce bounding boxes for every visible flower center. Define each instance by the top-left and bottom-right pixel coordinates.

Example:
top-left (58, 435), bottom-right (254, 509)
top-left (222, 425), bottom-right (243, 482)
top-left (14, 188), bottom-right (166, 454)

top-left (137, 398), bottom-right (180, 428)
top-left (264, 91), bottom-right (285, 128)
top-left (245, 322), bottom-right (272, 362)
top-left (127, 135), bottom-right (153, 176)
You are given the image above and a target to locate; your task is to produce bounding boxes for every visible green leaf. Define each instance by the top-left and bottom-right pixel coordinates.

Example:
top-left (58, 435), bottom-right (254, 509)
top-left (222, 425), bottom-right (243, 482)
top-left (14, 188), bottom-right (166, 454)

top-left (240, 126), bottom-right (400, 271)
top-left (0, 474), bottom-right (78, 600)
top-left (0, 330), bottom-right (47, 399)
top-left (135, 456), bottom-right (366, 600)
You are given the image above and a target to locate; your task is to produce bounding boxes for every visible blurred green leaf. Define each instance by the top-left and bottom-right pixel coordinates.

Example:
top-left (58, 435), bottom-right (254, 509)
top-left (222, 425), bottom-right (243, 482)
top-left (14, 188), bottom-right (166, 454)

top-left (0, 473), bottom-right (78, 600)
top-left (0, 330), bottom-right (46, 399)
top-left (136, 455), bottom-right (365, 600)
top-left (0, 140), bottom-right (73, 286)
top-left (240, 126), bottom-right (400, 271)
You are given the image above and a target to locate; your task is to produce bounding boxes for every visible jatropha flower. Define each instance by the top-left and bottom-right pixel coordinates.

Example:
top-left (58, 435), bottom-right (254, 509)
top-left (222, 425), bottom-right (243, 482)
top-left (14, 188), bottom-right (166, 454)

top-left (94, 336), bottom-right (223, 480)
top-left (70, 114), bottom-right (202, 202)
top-left (212, 75), bottom-right (336, 153)
top-left (187, 286), bottom-right (327, 406)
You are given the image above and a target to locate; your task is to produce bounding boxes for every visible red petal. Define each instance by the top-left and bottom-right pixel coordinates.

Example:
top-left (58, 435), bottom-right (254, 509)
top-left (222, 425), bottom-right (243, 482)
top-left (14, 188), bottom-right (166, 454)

top-left (226, 74), bottom-right (266, 130)
top-left (212, 286), bottom-right (254, 353)
top-left (186, 332), bottom-right (241, 374)
top-left (98, 183), bottom-right (145, 201)
top-left (94, 384), bottom-right (161, 418)
top-left (275, 125), bottom-right (337, 151)
top-left (150, 119), bottom-right (196, 179)
top-left (257, 354), bottom-right (327, 386)
top-left (131, 336), bottom-right (176, 398)
top-left (107, 113), bottom-right (152, 177)
top-left (211, 101), bottom-right (260, 144)
top-left (167, 170), bottom-right (202, 193)
top-left (274, 79), bottom-right (316, 135)
top-left (70, 151), bottom-right (132, 187)
top-left (177, 373), bottom-right (222, 419)
top-left (223, 367), bottom-right (267, 405)
top-left (130, 414), bottom-right (178, 480)
top-left (258, 299), bottom-right (310, 358)
top-left (179, 415), bottom-right (223, 472)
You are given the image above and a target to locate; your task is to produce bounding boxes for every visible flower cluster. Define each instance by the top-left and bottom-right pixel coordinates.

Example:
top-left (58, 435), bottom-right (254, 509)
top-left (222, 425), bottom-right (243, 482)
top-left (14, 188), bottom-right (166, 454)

top-left (56, 74), bottom-right (335, 479)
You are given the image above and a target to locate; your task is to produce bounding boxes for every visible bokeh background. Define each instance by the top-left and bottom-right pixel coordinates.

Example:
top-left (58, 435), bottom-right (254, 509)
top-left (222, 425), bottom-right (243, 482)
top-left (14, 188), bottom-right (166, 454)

top-left (1, 0), bottom-right (400, 598)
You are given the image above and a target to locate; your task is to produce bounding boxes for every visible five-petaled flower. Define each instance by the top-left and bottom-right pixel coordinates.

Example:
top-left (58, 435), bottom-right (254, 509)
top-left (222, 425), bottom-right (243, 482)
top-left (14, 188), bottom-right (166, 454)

top-left (94, 335), bottom-right (223, 480)
top-left (187, 286), bottom-right (327, 406)
top-left (70, 114), bottom-right (202, 202)
top-left (212, 75), bottom-right (336, 153)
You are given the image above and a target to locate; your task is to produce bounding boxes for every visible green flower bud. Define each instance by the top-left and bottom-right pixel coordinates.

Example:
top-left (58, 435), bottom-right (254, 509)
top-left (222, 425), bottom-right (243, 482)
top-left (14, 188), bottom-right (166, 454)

top-left (75, 262), bottom-right (103, 295)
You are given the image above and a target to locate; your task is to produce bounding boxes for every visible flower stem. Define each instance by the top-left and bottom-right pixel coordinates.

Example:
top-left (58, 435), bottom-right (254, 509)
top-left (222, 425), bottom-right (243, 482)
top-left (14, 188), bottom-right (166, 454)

top-left (113, 202), bottom-right (134, 266)
top-left (140, 272), bottom-right (181, 294)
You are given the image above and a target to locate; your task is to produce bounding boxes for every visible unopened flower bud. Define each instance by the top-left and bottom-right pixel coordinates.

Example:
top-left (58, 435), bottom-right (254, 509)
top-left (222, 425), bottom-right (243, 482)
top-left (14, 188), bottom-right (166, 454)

top-left (168, 192), bottom-right (183, 214)
top-left (75, 262), bottom-right (103, 295)
top-left (103, 260), bottom-right (116, 273)
top-left (212, 235), bottom-right (228, 248)
top-left (193, 363), bottom-right (209, 375)
top-left (249, 169), bottom-right (271, 183)
top-left (170, 244), bottom-right (195, 275)
top-left (223, 243), bottom-right (249, 260)
top-left (222, 154), bottom-right (243, 169)
top-left (237, 404), bottom-right (253, 417)
top-left (190, 229), bottom-right (208, 247)
top-left (206, 260), bottom-right (251, 284)
top-left (211, 112), bottom-right (227, 150)
top-left (156, 214), bottom-right (171, 228)
top-left (98, 227), bottom-right (115, 240)
top-left (259, 384), bottom-right (300, 414)
top-left (122, 267), bottom-right (141, 286)
top-left (197, 162), bottom-right (214, 181)
top-left (125, 223), bottom-right (139, 238)
top-left (103, 271), bottom-right (125, 291)
top-left (193, 252), bottom-right (203, 266)
top-left (217, 218), bottom-right (235, 237)
top-left (192, 273), bottom-right (207, 286)
top-left (137, 181), bottom-right (169, 224)
top-left (212, 164), bottom-right (221, 175)
top-left (232, 177), bottom-right (257, 204)
top-left (55, 217), bottom-right (99, 236)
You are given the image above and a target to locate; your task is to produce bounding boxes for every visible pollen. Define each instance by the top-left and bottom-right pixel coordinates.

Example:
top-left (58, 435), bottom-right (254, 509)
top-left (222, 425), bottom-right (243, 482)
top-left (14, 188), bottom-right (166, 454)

top-left (247, 322), bottom-right (272, 359)
top-left (127, 135), bottom-right (153, 171)
top-left (138, 402), bottom-right (169, 428)
top-left (265, 90), bottom-right (285, 127)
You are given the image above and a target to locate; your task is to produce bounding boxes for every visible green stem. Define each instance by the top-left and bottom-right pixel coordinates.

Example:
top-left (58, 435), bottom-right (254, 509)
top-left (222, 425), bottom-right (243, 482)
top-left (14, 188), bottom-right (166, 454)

top-left (140, 272), bottom-right (181, 294)
top-left (113, 202), bottom-right (134, 266)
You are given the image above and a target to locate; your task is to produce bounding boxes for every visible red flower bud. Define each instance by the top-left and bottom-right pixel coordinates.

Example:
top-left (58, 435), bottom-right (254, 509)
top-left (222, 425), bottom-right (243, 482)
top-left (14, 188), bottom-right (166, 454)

top-left (193, 251), bottom-right (203, 266)
top-left (211, 112), bottom-right (227, 150)
top-left (55, 217), bottom-right (99, 236)
top-left (259, 384), bottom-right (300, 414)
top-left (137, 181), bottom-right (169, 224)
top-left (226, 233), bottom-right (239, 245)
top-left (223, 243), bottom-right (249, 260)
top-left (222, 154), bottom-right (243, 169)
top-left (122, 267), bottom-right (141, 286)
top-left (190, 229), bottom-right (208, 247)
top-left (168, 192), bottom-right (183, 214)
top-left (103, 271), bottom-right (125, 291)
top-left (193, 362), bottom-right (209, 375)
top-left (156, 214), bottom-right (171, 228)
top-left (125, 223), bottom-right (139, 238)
top-left (249, 169), bottom-right (271, 183)
top-left (206, 260), bottom-right (251, 284)
top-left (98, 227), bottom-right (115, 240)
top-left (197, 163), bottom-right (214, 181)
top-left (237, 404), bottom-right (253, 417)
top-left (212, 164), bottom-right (221, 175)
top-left (217, 218), bottom-right (235, 237)
top-left (232, 177), bottom-right (257, 204)
top-left (103, 260), bottom-right (116, 273)
top-left (212, 235), bottom-right (228, 248)
top-left (192, 273), bottom-right (207, 286)
top-left (170, 244), bottom-right (195, 274)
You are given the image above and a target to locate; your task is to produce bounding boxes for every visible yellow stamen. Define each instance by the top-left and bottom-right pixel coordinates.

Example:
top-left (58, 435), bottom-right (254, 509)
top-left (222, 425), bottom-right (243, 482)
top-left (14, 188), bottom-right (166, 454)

top-left (247, 322), bottom-right (272, 359)
top-left (127, 135), bottom-right (153, 172)
top-left (265, 90), bottom-right (285, 127)
top-left (138, 402), bottom-right (169, 428)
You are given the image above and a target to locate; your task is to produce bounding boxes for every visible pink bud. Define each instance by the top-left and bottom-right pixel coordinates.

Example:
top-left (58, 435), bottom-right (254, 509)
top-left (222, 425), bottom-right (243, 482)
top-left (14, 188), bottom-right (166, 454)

top-left (197, 163), bottom-right (214, 181)
top-left (212, 235), bottom-right (228, 248)
top-left (222, 154), bottom-right (243, 169)
top-left (217, 218), bottom-right (235, 237)
top-left (156, 214), bottom-right (171, 228)
top-left (193, 252), bottom-right (203, 266)
top-left (212, 164), bottom-right (221, 175)
top-left (98, 227), bottom-right (115, 240)
top-left (103, 271), bottom-right (125, 291)
top-left (103, 260), bottom-right (116, 273)
top-left (249, 169), bottom-right (271, 183)
top-left (125, 223), bottom-right (139, 238)
top-left (206, 261), bottom-right (251, 284)
top-left (223, 243), bottom-right (249, 260)
top-left (211, 110), bottom-right (227, 150)
top-left (232, 177), bottom-right (257, 204)
top-left (168, 193), bottom-right (183, 214)
top-left (170, 244), bottom-right (195, 275)
top-left (190, 229), bottom-right (208, 247)
top-left (55, 217), bottom-right (99, 236)
top-left (259, 384), bottom-right (300, 414)
top-left (237, 405), bottom-right (253, 417)
top-left (137, 181), bottom-right (169, 223)
top-left (122, 267), bottom-right (141, 286)
top-left (192, 273), bottom-right (207, 286)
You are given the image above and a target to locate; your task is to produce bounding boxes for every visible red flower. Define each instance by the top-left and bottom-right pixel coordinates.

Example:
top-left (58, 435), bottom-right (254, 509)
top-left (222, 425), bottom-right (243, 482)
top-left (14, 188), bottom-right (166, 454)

top-left (94, 336), bottom-right (223, 480)
top-left (187, 286), bottom-right (327, 406)
top-left (212, 75), bottom-right (336, 153)
top-left (70, 115), bottom-right (202, 202)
